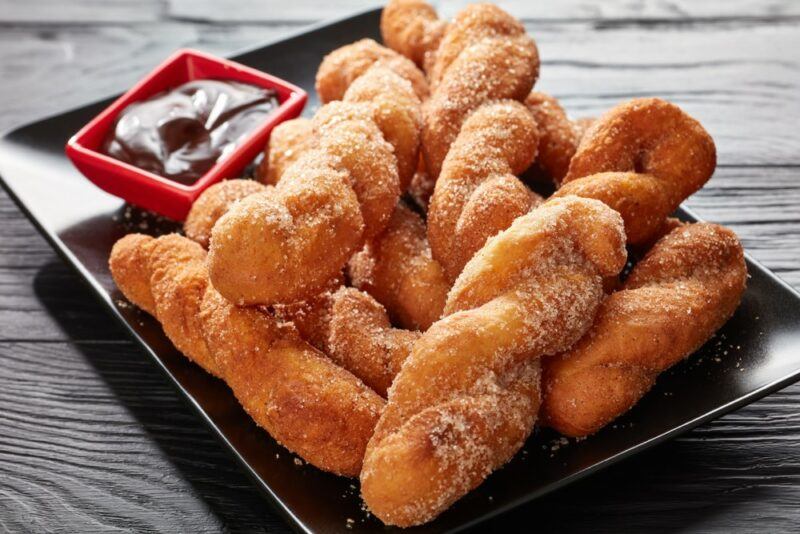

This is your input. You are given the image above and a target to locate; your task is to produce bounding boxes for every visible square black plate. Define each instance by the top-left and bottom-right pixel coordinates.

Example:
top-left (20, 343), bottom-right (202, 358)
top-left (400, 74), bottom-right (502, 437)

top-left (2, 8), bottom-right (800, 534)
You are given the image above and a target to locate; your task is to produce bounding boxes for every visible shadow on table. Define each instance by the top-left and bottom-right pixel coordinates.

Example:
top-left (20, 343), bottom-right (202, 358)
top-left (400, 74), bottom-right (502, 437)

top-left (34, 258), bottom-right (773, 534)
top-left (33, 259), bottom-right (291, 533)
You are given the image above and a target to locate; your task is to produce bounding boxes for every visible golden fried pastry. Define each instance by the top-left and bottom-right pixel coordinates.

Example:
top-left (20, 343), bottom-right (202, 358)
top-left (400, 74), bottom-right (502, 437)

top-left (407, 158), bottom-right (435, 212)
top-left (380, 0), bottom-right (447, 71)
top-left (109, 233), bottom-right (157, 315)
top-left (556, 98), bottom-right (716, 245)
top-left (328, 287), bottom-right (420, 396)
top-left (271, 273), bottom-right (343, 351)
top-left (570, 116), bottom-right (595, 142)
top-left (349, 202), bottom-right (449, 331)
top-left (342, 67), bottom-right (423, 191)
top-left (525, 91), bottom-right (581, 185)
top-left (184, 179), bottom-right (267, 248)
top-left (542, 223), bottom-right (747, 437)
top-left (428, 100), bottom-right (542, 281)
top-left (209, 66), bottom-right (421, 306)
top-left (257, 118), bottom-right (315, 185)
top-left (110, 233), bottom-right (220, 377)
top-left (316, 38), bottom-right (429, 103)
top-left (421, 4), bottom-right (539, 179)
top-left (199, 286), bottom-right (385, 477)
top-left (361, 196), bottom-right (627, 526)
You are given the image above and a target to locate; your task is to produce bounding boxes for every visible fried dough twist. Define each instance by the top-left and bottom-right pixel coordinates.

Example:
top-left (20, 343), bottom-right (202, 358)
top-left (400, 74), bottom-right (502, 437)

top-left (428, 100), bottom-right (542, 282)
top-left (200, 286), bottom-right (384, 476)
top-left (525, 91), bottom-right (582, 185)
top-left (380, 0), bottom-right (447, 72)
top-left (421, 3), bottom-right (540, 179)
top-left (361, 196), bottom-right (627, 526)
top-left (316, 38), bottom-right (429, 104)
top-left (555, 98), bottom-right (716, 245)
top-left (184, 179), bottom-right (268, 248)
top-left (208, 66), bottom-right (421, 306)
top-left (256, 118), bottom-right (316, 186)
top-left (110, 233), bottom-right (220, 376)
top-left (110, 233), bottom-right (384, 476)
top-left (328, 287), bottom-right (420, 396)
top-left (349, 202), bottom-right (449, 330)
top-left (542, 223), bottom-right (747, 437)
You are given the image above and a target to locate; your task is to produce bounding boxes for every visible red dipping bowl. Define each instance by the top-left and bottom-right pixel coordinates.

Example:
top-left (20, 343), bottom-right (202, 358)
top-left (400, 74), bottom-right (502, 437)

top-left (65, 48), bottom-right (307, 221)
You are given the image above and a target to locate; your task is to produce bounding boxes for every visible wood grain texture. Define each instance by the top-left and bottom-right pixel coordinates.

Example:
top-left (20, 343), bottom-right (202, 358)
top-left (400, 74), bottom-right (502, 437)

top-left (0, 0), bottom-right (798, 532)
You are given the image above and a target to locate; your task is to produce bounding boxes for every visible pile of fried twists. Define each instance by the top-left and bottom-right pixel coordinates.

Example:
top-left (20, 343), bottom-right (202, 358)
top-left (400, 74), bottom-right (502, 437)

top-left (109, 0), bottom-right (747, 527)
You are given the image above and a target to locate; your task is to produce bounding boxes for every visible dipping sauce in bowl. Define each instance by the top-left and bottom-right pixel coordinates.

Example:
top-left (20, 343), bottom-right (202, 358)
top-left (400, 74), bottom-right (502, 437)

top-left (103, 79), bottom-right (280, 184)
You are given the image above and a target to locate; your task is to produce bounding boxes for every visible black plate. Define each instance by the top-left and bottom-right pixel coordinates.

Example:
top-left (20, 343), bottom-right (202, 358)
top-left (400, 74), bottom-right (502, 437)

top-left (2, 8), bottom-right (800, 534)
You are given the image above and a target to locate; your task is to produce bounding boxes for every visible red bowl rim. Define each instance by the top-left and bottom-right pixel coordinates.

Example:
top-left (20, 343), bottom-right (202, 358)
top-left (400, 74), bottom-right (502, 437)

top-left (65, 48), bottom-right (307, 195)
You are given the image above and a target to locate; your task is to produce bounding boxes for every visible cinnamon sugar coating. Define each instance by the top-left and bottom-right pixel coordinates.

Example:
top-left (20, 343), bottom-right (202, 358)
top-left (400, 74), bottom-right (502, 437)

top-left (316, 38), bottom-right (429, 103)
top-left (428, 100), bottom-right (542, 281)
top-left (361, 196), bottom-right (627, 527)
top-left (380, 0), bottom-right (447, 71)
top-left (558, 98), bottom-right (717, 245)
top-left (349, 202), bottom-right (449, 331)
top-left (421, 3), bottom-right (539, 178)
top-left (208, 66), bottom-right (421, 306)
top-left (542, 223), bottom-right (747, 437)
top-left (184, 179), bottom-right (267, 248)
top-left (257, 118), bottom-right (316, 186)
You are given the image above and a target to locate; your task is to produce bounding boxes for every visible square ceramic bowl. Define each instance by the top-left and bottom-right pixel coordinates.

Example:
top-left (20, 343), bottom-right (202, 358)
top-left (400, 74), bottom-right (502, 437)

top-left (65, 48), bottom-right (306, 220)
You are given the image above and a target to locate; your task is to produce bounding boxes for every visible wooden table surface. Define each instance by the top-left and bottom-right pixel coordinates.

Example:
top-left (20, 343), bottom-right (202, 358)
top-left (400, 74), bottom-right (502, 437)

top-left (1, 1), bottom-right (799, 532)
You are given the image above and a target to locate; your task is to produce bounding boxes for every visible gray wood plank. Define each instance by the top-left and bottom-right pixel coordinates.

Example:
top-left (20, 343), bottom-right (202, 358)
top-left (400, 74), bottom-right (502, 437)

top-left (1, 20), bottom-right (799, 165)
top-left (4, 0), bottom-right (798, 25)
top-left (164, 0), bottom-right (800, 23)
top-left (0, 341), bottom-right (290, 533)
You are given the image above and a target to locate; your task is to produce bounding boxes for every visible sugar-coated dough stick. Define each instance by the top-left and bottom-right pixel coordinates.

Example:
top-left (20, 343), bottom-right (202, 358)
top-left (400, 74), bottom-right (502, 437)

top-left (380, 0), bottom-right (447, 71)
top-left (316, 38), bottom-right (429, 104)
top-left (421, 3), bottom-right (539, 178)
top-left (208, 66), bottom-right (421, 306)
top-left (427, 100), bottom-right (542, 281)
top-left (361, 196), bottom-right (627, 526)
top-left (328, 287), bottom-right (420, 396)
top-left (184, 179), bottom-right (267, 248)
top-left (349, 202), bottom-right (449, 331)
top-left (200, 286), bottom-right (385, 477)
top-left (555, 97), bottom-right (716, 245)
top-left (542, 223), bottom-right (747, 437)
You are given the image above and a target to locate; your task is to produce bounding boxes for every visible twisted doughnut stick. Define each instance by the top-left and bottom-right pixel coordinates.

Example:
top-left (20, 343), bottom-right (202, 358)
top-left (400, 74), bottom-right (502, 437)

top-left (328, 287), bottom-right (420, 396)
top-left (199, 286), bottom-right (384, 477)
top-left (556, 98), bottom-right (716, 245)
top-left (256, 118), bottom-right (315, 186)
top-left (349, 202), bottom-right (449, 331)
top-left (427, 100), bottom-right (542, 282)
top-left (361, 196), bottom-right (627, 526)
top-left (380, 0), bottom-right (447, 71)
top-left (270, 273), bottom-right (343, 351)
top-left (110, 233), bottom-right (384, 476)
top-left (316, 38), bottom-right (429, 104)
top-left (110, 233), bottom-right (221, 377)
top-left (208, 66), bottom-right (421, 306)
top-left (542, 223), bottom-right (746, 437)
top-left (421, 4), bottom-right (539, 179)
top-left (525, 91), bottom-right (582, 185)
top-left (184, 179), bottom-right (267, 248)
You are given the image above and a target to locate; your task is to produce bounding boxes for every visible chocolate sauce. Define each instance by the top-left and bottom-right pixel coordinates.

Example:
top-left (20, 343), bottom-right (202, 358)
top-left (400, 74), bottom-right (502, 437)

top-left (103, 79), bottom-right (279, 184)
